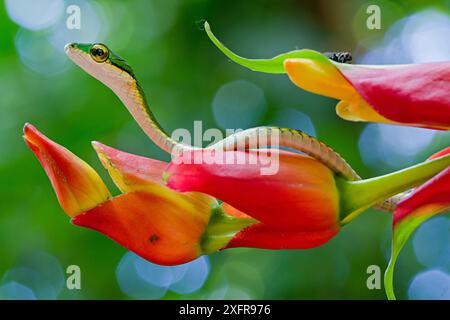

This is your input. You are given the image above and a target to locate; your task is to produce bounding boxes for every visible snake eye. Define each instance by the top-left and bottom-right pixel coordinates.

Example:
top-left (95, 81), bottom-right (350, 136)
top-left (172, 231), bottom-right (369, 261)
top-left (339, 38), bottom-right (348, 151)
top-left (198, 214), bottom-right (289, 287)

top-left (90, 44), bottom-right (109, 63)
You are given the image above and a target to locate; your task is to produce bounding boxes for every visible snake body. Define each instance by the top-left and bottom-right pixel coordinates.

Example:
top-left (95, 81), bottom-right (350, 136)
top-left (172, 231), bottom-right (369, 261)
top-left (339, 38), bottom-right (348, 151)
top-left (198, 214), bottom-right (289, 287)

top-left (65, 43), bottom-right (403, 211)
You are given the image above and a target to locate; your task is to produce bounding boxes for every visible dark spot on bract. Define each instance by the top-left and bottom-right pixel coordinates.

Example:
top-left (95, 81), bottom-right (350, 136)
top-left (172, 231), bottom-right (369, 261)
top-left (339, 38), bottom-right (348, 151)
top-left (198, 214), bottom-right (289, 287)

top-left (149, 234), bottom-right (159, 244)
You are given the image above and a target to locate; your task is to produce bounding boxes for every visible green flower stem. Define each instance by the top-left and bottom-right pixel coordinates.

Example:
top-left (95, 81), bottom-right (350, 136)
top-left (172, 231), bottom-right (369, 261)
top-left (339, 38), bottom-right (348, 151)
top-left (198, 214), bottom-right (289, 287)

top-left (204, 21), bottom-right (329, 74)
top-left (337, 154), bottom-right (450, 224)
top-left (200, 206), bottom-right (257, 254)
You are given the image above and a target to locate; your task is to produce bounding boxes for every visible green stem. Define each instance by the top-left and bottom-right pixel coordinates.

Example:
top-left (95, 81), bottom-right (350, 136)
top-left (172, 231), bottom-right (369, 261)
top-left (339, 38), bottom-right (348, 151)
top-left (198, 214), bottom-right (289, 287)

top-left (204, 21), bottom-right (330, 74)
top-left (337, 154), bottom-right (450, 223)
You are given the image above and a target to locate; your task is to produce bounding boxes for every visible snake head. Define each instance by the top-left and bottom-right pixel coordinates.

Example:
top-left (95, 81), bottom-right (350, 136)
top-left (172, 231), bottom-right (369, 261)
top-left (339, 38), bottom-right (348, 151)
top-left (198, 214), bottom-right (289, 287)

top-left (65, 42), bottom-right (137, 88)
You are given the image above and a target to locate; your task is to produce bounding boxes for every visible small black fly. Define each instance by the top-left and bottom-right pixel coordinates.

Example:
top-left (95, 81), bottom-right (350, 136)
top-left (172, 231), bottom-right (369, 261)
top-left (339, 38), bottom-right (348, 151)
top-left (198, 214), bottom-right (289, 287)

top-left (323, 52), bottom-right (353, 64)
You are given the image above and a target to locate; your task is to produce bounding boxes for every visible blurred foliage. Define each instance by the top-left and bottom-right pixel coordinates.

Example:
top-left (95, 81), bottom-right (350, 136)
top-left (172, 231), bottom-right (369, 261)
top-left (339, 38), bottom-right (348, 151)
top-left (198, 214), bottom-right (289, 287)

top-left (0, 0), bottom-right (448, 299)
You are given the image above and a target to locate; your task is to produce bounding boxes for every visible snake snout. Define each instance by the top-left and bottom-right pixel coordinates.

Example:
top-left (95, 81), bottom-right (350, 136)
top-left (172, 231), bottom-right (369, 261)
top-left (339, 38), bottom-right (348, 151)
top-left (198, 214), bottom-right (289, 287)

top-left (64, 43), bottom-right (75, 53)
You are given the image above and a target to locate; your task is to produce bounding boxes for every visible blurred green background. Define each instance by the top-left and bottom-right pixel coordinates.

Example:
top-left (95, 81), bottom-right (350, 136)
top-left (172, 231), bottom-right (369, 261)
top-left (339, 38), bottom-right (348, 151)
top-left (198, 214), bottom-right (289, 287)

top-left (0, 0), bottom-right (449, 300)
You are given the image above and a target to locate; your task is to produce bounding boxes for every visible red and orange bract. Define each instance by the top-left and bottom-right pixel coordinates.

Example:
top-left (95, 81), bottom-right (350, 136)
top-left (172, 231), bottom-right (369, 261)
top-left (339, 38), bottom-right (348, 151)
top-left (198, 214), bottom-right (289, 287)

top-left (284, 58), bottom-right (450, 130)
top-left (167, 149), bottom-right (341, 247)
top-left (341, 63), bottom-right (450, 129)
top-left (24, 124), bottom-right (348, 265)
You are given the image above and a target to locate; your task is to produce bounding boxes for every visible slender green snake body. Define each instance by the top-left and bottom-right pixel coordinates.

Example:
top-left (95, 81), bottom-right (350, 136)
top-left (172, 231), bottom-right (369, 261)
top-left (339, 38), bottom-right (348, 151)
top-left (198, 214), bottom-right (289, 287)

top-left (65, 43), bottom-right (405, 212)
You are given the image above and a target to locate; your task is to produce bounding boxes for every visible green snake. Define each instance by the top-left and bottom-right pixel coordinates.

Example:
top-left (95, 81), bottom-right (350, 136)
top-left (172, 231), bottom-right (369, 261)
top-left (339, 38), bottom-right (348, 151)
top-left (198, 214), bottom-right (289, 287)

top-left (64, 43), bottom-right (405, 211)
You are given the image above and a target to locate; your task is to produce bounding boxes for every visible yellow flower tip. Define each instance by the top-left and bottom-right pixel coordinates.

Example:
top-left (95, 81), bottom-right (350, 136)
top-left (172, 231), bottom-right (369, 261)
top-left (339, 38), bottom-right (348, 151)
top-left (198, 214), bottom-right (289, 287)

top-left (91, 141), bottom-right (112, 170)
top-left (162, 170), bottom-right (172, 184)
top-left (91, 141), bottom-right (136, 193)
top-left (336, 100), bottom-right (397, 124)
top-left (335, 101), bottom-right (362, 121)
top-left (283, 58), bottom-right (358, 102)
top-left (91, 140), bottom-right (103, 153)
top-left (23, 124), bottom-right (110, 217)
top-left (282, 58), bottom-right (398, 125)
top-left (92, 141), bottom-right (170, 193)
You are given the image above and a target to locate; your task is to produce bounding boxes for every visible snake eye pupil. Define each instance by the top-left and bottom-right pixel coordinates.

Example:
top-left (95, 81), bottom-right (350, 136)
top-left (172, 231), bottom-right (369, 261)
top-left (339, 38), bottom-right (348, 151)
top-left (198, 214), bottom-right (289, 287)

top-left (94, 48), bottom-right (104, 56)
top-left (90, 44), bottom-right (109, 63)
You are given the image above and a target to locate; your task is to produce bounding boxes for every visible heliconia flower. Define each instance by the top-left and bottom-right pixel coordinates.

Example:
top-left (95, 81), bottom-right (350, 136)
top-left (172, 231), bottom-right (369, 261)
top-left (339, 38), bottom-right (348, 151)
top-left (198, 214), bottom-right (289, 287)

top-left (23, 124), bottom-right (256, 265)
top-left (165, 148), bottom-right (450, 249)
top-left (167, 150), bottom-right (340, 231)
top-left (204, 22), bottom-right (450, 130)
top-left (92, 144), bottom-right (340, 250)
top-left (384, 148), bottom-right (450, 300)
top-left (24, 124), bottom-right (450, 271)
top-left (25, 124), bottom-right (363, 262)
top-left (284, 60), bottom-right (450, 130)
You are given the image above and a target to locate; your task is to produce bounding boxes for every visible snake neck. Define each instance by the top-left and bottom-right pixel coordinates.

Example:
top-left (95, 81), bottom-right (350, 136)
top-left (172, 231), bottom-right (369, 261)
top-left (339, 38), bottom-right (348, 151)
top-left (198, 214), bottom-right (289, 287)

top-left (111, 76), bottom-right (184, 153)
top-left (109, 76), bottom-right (401, 212)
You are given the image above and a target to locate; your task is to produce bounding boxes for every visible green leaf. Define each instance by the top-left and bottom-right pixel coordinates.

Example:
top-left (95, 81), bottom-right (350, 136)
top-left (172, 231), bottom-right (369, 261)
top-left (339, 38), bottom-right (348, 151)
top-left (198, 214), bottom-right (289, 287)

top-left (204, 21), bottom-right (331, 74)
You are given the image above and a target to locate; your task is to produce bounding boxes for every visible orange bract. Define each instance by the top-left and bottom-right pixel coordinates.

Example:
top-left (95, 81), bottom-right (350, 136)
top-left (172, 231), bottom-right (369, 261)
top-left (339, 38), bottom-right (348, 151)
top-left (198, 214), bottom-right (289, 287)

top-left (23, 124), bottom-right (110, 217)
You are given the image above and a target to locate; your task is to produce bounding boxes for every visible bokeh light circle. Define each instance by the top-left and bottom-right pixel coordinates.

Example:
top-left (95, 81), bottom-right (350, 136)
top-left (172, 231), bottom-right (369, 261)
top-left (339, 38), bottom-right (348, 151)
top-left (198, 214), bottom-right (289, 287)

top-left (272, 108), bottom-right (316, 137)
top-left (0, 281), bottom-right (36, 300)
top-left (116, 252), bottom-right (210, 299)
top-left (408, 269), bottom-right (450, 300)
top-left (212, 80), bottom-right (267, 129)
top-left (48, 0), bottom-right (108, 52)
top-left (413, 217), bottom-right (450, 270)
top-left (169, 257), bottom-right (210, 294)
top-left (15, 29), bottom-right (70, 76)
top-left (358, 124), bottom-right (436, 172)
top-left (116, 252), bottom-right (170, 300)
top-left (0, 251), bottom-right (64, 299)
top-left (5, 0), bottom-right (64, 31)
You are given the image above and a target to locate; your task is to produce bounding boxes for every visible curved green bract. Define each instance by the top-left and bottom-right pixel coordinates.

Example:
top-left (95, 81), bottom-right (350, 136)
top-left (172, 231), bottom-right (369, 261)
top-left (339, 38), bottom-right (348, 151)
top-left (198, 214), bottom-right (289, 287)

top-left (204, 21), bottom-right (331, 74)
top-left (384, 212), bottom-right (440, 300)
top-left (383, 163), bottom-right (450, 300)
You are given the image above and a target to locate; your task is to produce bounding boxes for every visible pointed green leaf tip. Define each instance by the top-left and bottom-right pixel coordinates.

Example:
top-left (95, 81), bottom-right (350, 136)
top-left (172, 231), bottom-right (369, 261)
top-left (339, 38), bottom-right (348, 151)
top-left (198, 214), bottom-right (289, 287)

top-left (203, 21), bottom-right (331, 74)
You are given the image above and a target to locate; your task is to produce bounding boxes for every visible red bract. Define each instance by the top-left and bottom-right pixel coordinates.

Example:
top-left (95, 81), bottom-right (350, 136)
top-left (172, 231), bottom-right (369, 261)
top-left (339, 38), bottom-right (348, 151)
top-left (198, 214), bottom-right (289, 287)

top-left (394, 167), bottom-right (450, 225)
top-left (285, 59), bottom-right (450, 130)
top-left (166, 149), bottom-right (341, 232)
top-left (225, 220), bottom-right (339, 250)
top-left (338, 63), bottom-right (450, 130)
